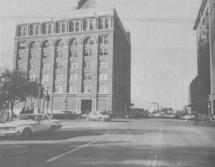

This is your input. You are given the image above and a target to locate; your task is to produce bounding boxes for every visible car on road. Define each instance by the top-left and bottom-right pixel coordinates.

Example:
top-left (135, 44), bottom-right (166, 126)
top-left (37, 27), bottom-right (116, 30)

top-left (52, 110), bottom-right (79, 120)
top-left (0, 113), bottom-right (61, 139)
top-left (181, 114), bottom-right (195, 121)
top-left (87, 111), bottom-right (111, 122)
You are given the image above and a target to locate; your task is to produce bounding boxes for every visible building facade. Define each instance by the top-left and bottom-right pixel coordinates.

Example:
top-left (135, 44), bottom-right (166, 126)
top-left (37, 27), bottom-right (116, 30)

top-left (14, 2), bottom-right (131, 116)
top-left (193, 0), bottom-right (215, 119)
top-left (189, 76), bottom-right (200, 113)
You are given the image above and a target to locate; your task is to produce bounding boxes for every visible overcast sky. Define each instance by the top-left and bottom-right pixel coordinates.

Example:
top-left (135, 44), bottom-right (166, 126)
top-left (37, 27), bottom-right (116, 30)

top-left (0, 0), bottom-right (202, 109)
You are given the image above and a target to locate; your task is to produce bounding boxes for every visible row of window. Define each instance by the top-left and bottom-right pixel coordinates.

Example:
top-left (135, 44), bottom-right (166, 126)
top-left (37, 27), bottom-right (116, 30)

top-left (54, 85), bottom-right (108, 93)
top-left (17, 17), bottom-right (112, 36)
top-left (37, 72), bottom-right (109, 82)
top-left (29, 75), bottom-right (108, 93)
top-left (27, 60), bottom-right (108, 72)
top-left (18, 47), bottom-right (109, 60)
top-left (69, 73), bottom-right (108, 81)
top-left (29, 61), bottom-right (108, 71)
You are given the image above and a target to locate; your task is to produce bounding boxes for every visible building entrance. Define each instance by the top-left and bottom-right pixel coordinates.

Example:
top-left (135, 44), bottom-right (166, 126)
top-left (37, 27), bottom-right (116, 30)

top-left (81, 100), bottom-right (92, 114)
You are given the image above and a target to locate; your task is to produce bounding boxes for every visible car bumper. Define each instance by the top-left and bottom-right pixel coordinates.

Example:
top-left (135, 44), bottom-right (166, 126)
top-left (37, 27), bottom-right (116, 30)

top-left (0, 131), bottom-right (21, 137)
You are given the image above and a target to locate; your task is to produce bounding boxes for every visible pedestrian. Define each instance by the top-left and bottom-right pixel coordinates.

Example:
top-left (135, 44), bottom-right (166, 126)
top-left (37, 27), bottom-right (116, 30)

top-left (20, 107), bottom-right (26, 114)
top-left (30, 103), bottom-right (34, 113)
top-left (26, 107), bottom-right (30, 114)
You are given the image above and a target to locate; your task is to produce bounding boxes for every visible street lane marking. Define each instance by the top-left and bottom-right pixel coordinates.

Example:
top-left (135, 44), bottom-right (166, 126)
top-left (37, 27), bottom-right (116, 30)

top-left (151, 130), bottom-right (162, 167)
top-left (46, 136), bottom-right (103, 163)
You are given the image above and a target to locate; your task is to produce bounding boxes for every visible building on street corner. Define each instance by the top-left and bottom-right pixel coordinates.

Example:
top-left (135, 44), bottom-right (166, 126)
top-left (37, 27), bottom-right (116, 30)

top-left (14, 0), bottom-right (131, 116)
top-left (192, 0), bottom-right (215, 119)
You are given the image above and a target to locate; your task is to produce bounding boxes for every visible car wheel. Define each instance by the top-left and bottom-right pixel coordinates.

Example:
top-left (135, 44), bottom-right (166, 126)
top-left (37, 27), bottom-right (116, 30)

top-left (21, 128), bottom-right (32, 139)
top-left (48, 126), bottom-right (56, 135)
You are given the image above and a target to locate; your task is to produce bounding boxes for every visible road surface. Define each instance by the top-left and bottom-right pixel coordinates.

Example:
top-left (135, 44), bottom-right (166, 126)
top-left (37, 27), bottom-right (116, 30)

top-left (0, 119), bottom-right (215, 167)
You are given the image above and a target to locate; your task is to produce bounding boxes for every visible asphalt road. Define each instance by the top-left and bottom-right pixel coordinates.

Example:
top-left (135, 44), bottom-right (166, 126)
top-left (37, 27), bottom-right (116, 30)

top-left (0, 119), bottom-right (215, 167)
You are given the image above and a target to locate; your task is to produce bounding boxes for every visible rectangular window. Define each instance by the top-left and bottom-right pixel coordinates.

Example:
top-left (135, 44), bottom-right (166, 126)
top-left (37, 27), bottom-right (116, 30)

top-left (75, 21), bottom-right (80, 32)
top-left (100, 61), bottom-right (108, 69)
top-left (35, 25), bottom-right (40, 35)
top-left (62, 23), bottom-right (66, 33)
top-left (70, 21), bottom-right (75, 32)
top-left (104, 48), bottom-right (108, 55)
top-left (69, 85), bottom-right (77, 93)
top-left (42, 74), bottom-right (49, 82)
top-left (90, 19), bottom-right (95, 30)
top-left (29, 64), bottom-right (35, 70)
top-left (98, 18), bottom-right (103, 29)
top-left (84, 85), bottom-right (92, 93)
top-left (105, 18), bottom-right (109, 29)
top-left (99, 85), bottom-right (107, 93)
top-left (56, 23), bottom-right (61, 33)
top-left (83, 19), bottom-right (88, 31)
top-left (99, 48), bottom-right (108, 56)
top-left (70, 73), bottom-right (78, 81)
top-left (84, 61), bottom-right (92, 69)
top-left (99, 73), bottom-right (108, 81)
top-left (70, 50), bottom-right (78, 57)
top-left (43, 63), bottom-right (50, 70)
top-left (30, 75), bottom-right (37, 81)
top-left (84, 73), bottom-right (92, 80)
top-left (70, 62), bottom-right (78, 70)
top-left (84, 48), bottom-right (93, 56)
top-left (56, 74), bottom-right (63, 81)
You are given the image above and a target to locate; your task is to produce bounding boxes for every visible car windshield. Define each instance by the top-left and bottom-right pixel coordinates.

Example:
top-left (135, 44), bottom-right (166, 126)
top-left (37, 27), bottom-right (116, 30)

top-left (18, 115), bottom-right (37, 120)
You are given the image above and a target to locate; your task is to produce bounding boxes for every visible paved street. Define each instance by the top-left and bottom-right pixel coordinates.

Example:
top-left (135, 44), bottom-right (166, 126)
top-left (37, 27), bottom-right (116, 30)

top-left (0, 119), bottom-right (215, 167)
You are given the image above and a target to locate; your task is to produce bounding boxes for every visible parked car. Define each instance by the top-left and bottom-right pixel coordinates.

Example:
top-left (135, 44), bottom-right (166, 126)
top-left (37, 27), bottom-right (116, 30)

top-left (87, 111), bottom-right (111, 122)
top-left (181, 114), bottom-right (195, 121)
top-left (52, 111), bottom-right (79, 120)
top-left (0, 113), bottom-right (61, 139)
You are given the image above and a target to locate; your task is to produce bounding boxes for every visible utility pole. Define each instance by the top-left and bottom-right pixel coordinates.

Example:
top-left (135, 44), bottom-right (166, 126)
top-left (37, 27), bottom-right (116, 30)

top-left (46, 87), bottom-right (49, 113)
top-left (37, 84), bottom-right (41, 113)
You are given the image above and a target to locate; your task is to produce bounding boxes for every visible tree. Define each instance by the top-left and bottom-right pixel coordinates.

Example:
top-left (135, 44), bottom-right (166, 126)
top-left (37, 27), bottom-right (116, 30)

top-left (0, 69), bottom-right (41, 118)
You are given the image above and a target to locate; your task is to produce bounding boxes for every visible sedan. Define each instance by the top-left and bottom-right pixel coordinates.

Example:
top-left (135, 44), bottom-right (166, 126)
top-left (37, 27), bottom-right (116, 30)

top-left (87, 111), bottom-right (111, 122)
top-left (0, 113), bottom-right (61, 139)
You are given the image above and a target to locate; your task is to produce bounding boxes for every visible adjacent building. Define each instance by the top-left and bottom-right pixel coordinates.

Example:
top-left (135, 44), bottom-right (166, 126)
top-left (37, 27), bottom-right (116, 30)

top-left (189, 76), bottom-right (200, 113)
top-left (192, 0), bottom-right (215, 119)
top-left (14, 0), bottom-right (131, 116)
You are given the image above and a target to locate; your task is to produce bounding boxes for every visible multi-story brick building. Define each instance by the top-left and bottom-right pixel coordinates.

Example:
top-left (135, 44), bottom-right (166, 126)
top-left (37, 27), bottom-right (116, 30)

top-left (14, 0), bottom-right (131, 116)
top-left (192, 0), bottom-right (215, 119)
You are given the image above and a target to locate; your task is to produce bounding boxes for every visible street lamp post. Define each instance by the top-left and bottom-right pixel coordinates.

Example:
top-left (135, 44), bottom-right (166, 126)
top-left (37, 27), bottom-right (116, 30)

top-left (37, 84), bottom-right (41, 113)
top-left (46, 87), bottom-right (49, 113)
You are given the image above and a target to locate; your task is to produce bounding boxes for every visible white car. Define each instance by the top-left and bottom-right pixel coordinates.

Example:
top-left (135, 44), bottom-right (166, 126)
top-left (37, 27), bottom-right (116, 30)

top-left (0, 113), bottom-right (61, 139)
top-left (182, 115), bottom-right (195, 121)
top-left (87, 111), bottom-right (111, 122)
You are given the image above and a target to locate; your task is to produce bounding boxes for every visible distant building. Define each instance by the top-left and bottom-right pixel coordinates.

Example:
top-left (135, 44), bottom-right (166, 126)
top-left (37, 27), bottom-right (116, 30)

top-left (14, 0), bottom-right (131, 116)
top-left (193, 0), bottom-right (215, 119)
top-left (189, 76), bottom-right (200, 113)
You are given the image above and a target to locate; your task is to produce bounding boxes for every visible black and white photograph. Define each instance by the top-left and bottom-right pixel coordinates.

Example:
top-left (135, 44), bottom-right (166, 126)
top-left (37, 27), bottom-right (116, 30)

top-left (0, 0), bottom-right (215, 166)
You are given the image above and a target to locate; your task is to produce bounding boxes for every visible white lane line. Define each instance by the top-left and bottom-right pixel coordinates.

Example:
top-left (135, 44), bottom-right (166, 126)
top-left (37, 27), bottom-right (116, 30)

top-left (46, 136), bottom-right (103, 163)
top-left (151, 130), bottom-right (162, 167)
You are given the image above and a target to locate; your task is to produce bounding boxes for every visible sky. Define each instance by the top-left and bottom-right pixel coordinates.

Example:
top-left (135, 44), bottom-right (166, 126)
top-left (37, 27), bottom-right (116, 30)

top-left (0, 0), bottom-right (202, 109)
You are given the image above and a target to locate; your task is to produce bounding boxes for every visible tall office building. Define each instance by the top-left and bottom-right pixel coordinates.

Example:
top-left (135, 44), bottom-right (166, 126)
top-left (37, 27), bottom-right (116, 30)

top-left (14, 0), bottom-right (131, 116)
top-left (192, 0), bottom-right (215, 119)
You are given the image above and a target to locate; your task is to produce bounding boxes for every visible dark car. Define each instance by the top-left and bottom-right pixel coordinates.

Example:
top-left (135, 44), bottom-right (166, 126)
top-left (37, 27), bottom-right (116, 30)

top-left (52, 111), bottom-right (78, 120)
